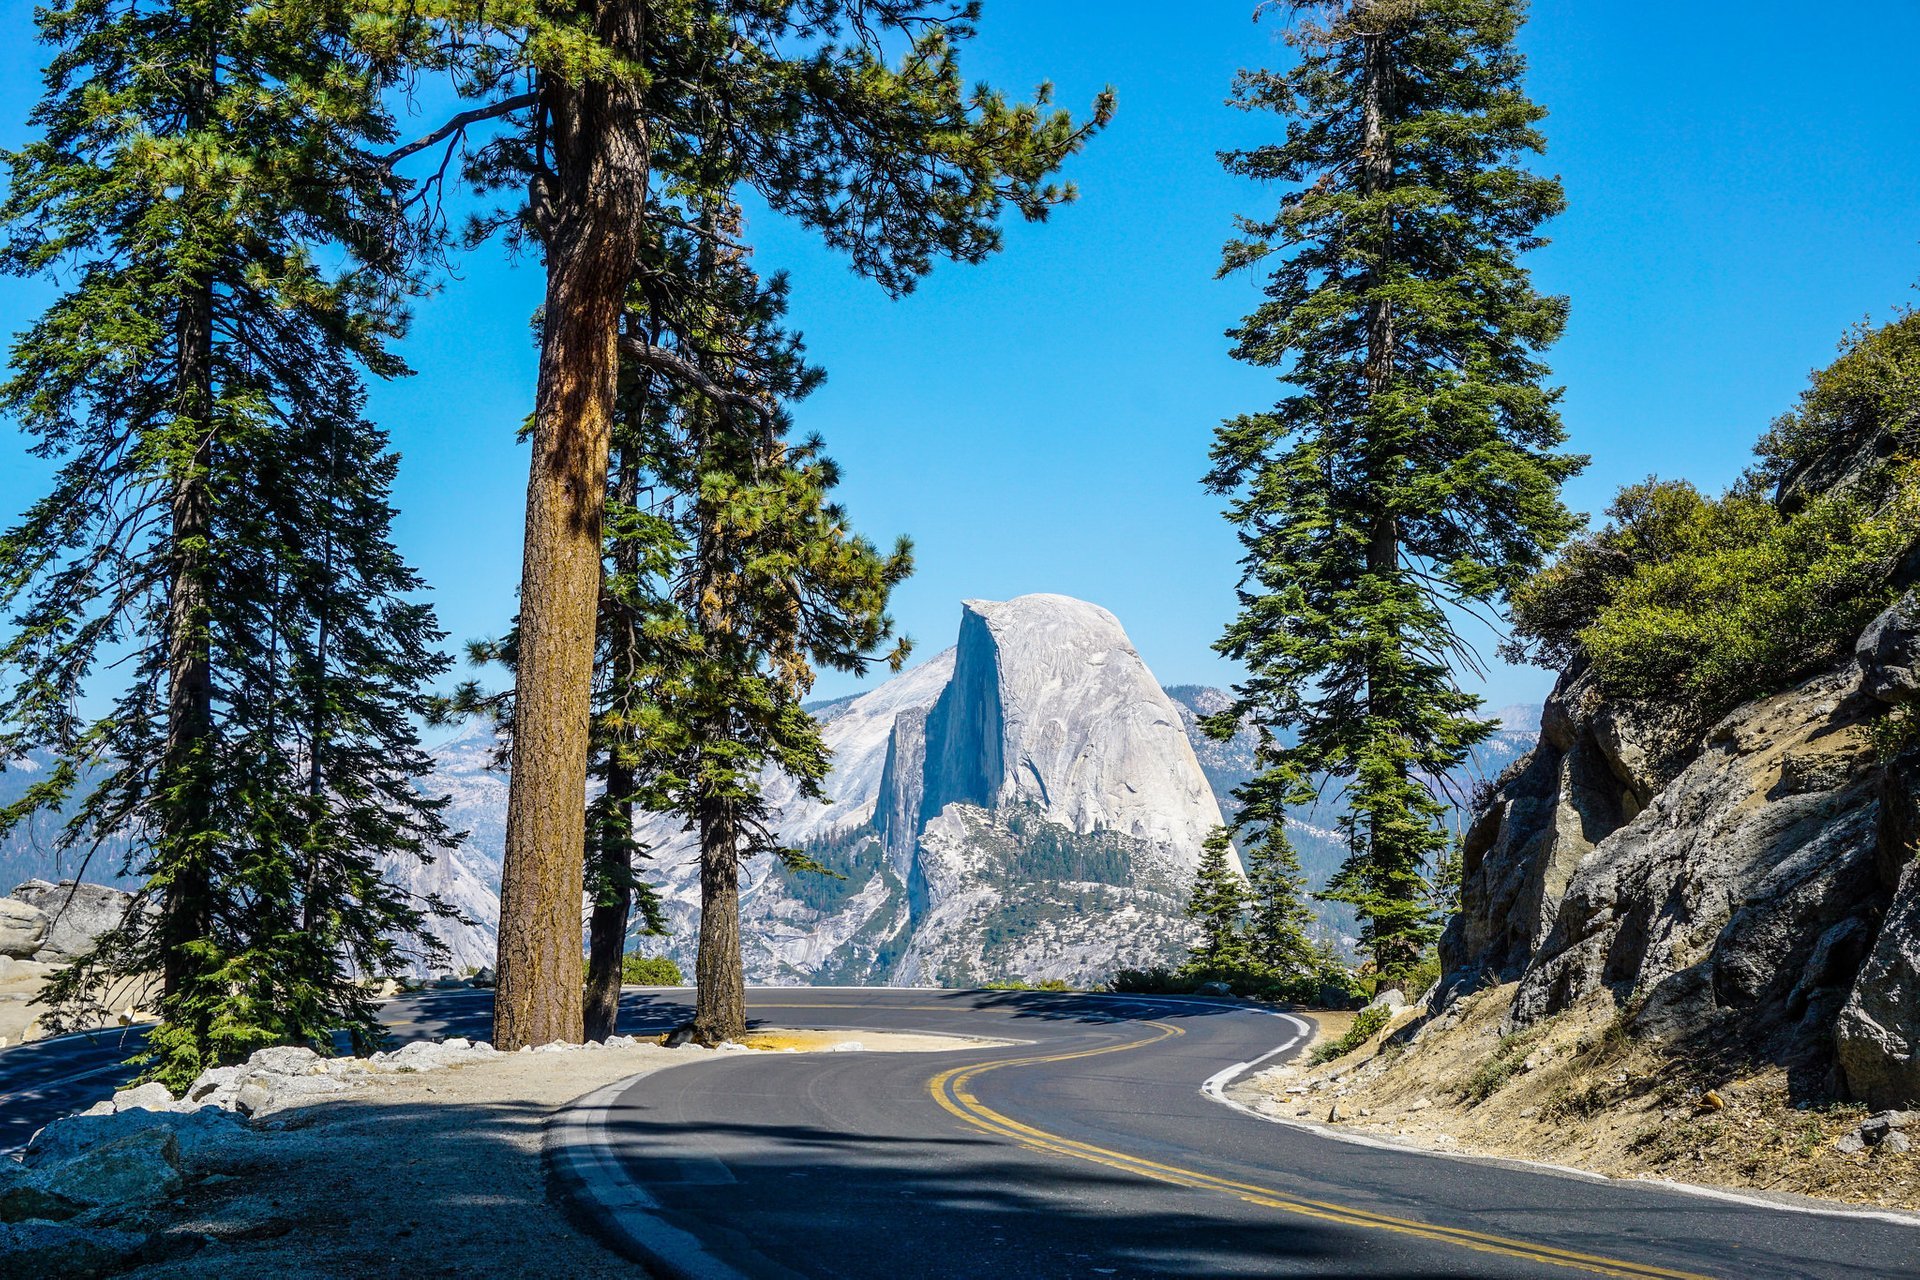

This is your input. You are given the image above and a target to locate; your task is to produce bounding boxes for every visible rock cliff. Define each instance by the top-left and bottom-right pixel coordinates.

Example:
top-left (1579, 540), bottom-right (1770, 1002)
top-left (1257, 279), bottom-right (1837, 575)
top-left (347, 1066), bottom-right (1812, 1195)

top-left (1443, 589), bottom-right (1920, 1106)
top-left (402, 595), bottom-right (1234, 986)
top-left (692, 594), bottom-right (1229, 986)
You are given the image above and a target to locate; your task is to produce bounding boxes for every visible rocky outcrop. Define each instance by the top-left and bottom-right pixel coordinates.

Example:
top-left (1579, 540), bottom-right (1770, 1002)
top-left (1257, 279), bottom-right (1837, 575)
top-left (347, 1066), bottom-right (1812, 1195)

top-left (1443, 592), bottom-right (1920, 1105)
top-left (1439, 669), bottom-right (1642, 999)
top-left (664, 594), bottom-right (1226, 985)
top-left (5, 880), bottom-right (137, 962)
top-left (0, 897), bottom-right (47, 959)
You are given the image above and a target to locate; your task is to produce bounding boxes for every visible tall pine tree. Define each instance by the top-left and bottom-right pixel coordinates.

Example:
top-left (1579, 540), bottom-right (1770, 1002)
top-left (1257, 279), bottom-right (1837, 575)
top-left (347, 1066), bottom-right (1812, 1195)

top-left (1205, 0), bottom-right (1580, 979)
top-left (379, 0), bottom-right (1109, 1047)
top-left (0, 0), bottom-right (452, 1085)
top-left (1184, 829), bottom-right (1250, 972)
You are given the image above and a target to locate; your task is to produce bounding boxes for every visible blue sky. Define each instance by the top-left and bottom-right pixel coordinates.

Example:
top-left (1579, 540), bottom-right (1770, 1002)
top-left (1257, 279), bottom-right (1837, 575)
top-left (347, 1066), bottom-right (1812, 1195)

top-left (1, 2), bottom-right (1917, 711)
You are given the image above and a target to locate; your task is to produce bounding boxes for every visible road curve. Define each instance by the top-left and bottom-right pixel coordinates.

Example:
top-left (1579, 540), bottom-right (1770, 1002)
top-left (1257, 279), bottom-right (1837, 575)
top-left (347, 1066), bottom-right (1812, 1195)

top-left (3, 987), bottom-right (1915, 1276)
top-left (560, 989), bottom-right (1915, 1280)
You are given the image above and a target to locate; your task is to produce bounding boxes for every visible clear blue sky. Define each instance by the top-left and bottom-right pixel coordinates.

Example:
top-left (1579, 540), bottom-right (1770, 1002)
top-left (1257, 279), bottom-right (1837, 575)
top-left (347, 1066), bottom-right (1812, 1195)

top-left (2, 2), bottom-right (1917, 710)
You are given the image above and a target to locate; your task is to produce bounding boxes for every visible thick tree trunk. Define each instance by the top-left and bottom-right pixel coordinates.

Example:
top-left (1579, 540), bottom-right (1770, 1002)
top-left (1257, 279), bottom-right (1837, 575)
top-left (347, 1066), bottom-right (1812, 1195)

top-left (161, 271), bottom-right (216, 1003)
top-left (690, 808), bottom-right (745, 1043)
top-left (495, 235), bottom-right (627, 1049)
top-left (493, 5), bottom-right (651, 1050)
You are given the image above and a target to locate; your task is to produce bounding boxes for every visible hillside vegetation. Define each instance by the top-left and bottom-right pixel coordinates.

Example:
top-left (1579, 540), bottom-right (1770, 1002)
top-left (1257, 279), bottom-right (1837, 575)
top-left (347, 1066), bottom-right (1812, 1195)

top-left (1250, 312), bottom-right (1920, 1207)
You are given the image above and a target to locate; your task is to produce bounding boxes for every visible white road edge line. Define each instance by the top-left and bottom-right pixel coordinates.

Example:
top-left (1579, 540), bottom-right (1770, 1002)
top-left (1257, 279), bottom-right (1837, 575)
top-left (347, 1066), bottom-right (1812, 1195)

top-left (1198, 1009), bottom-right (1920, 1230)
top-left (547, 1076), bottom-right (755, 1280)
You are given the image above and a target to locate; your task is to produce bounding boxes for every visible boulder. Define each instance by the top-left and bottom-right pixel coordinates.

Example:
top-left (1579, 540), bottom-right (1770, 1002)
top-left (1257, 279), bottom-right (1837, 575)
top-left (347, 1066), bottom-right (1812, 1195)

top-left (0, 1159), bottom-right (86, 1223)
top-left (233, 1070), bottom-right (349, 1118)
top-left (1365, 989), bottom-right (1407, 1013)
top-left (0, 1220), bottom-right (146, 1278)
top-left (7, 880), bottom-right (137, 960)
top-left (31, 1127), bottom-right (182, 1211)
top-left (1858, 592), bottom-right (1920, 705)
top-left (1836, 856), bottom-right (1920, 1108)
top-left (243, 1044), bottom-right (324, 1076)
top-left (26, 1104), bottom-right (245, 1169)
top-left (110, 1082), bottom-right (175, 1114)
top-left (1192, 980), bottom-right (1233, 998)
top-left (184, 1065), bottom-right (243, 1109)
top-left (0, 897), bottom-right (49, 960)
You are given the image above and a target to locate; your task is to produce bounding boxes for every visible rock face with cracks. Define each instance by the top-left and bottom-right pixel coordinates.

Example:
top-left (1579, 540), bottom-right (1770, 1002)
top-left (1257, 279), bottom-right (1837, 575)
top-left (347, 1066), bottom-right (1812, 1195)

top-left (7, 879), bottom-right (139, 961)
top-left (1442, 588), bottom-right (1920, 1106)
top-left (389, 595), bottom-right (1231, 988)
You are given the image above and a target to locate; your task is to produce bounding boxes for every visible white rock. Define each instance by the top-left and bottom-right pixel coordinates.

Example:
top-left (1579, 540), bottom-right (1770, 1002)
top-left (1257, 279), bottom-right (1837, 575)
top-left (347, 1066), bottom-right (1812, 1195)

top-left (8, 880), bottom-right (139, 960)
top-left (110, 1082), bottom-right (175, 1114)
top-left (245, 1045), bottom-right (324, 1075)
top-left (185, 1065), bottom-right (243, 1106)
top-left (0, 897), bottom-right (49, 959)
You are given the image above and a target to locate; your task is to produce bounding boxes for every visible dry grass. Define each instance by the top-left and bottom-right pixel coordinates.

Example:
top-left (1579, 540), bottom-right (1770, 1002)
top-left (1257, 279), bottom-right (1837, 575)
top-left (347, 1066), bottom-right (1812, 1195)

top-left (1245, 984), bottom-right (1920, 1212)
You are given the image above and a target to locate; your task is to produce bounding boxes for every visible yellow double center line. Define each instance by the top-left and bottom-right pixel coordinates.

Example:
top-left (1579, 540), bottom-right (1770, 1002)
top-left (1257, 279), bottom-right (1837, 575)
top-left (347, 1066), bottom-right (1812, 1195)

top-left (929, 1021), bottom-right (1712, 1280)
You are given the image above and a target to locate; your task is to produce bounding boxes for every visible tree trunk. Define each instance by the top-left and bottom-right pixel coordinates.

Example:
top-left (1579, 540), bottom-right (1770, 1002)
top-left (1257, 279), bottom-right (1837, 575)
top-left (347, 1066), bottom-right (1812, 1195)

top-left (584, 442), bottom-right (643, 1042)
top-left (583, 761), bottom-right (633, 1042)
top-left (161, 268), bottom-right (216, 1004)
top-left (690, 807), bottom-right (745, 1043)
top-left (1356, 15), bottom-right (1410, 969)
top-left (493, 8), bottom-right (651, 1050)
top-left (495, 236), bottom-right (626, 1049)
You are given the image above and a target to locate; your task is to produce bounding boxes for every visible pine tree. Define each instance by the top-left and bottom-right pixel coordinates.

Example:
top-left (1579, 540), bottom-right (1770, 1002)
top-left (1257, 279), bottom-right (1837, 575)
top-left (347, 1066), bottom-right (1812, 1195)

top-left (619, 206), bottom-right (911, 1044)
top-left (0, 0), bottom-right (450, 1086)
top-left (381, 0), bottom-right (1110, 1047)
top-left (1184, 829), bottom-right (1250, 971)
top-left (1240, 828), bottom-right (1317, 980)
top-left (580, 424), bottom-right (676, 1042)
top-left (1206, 0), bottom-right (1581, 981)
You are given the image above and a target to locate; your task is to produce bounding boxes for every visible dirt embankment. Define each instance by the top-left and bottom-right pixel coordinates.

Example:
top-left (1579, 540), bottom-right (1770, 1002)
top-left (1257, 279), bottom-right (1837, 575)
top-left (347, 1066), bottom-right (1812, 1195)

top-left (1235, 986), bottom-right (1920, 1214)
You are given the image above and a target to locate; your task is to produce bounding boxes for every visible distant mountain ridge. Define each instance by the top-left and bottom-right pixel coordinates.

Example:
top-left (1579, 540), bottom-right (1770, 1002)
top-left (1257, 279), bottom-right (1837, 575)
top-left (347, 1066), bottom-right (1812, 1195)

top-left (0, 596), bottom-right (1541, 984)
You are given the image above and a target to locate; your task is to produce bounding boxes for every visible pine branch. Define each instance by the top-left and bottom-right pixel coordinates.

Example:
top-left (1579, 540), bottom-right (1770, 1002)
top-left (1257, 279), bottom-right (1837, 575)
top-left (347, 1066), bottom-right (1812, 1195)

top-left (382, 93), bottom-right (539, 167)
top-left (617, 336), bottom-right (774, 421)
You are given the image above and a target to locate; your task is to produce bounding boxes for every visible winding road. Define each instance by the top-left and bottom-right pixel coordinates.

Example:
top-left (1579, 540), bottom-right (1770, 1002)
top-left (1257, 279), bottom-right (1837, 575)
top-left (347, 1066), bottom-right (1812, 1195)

top-left (3, 987), bottom-right (1915, 1277)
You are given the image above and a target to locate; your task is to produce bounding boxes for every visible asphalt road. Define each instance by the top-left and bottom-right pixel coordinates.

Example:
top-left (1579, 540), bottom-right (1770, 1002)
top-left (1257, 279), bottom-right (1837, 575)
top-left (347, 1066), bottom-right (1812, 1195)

top-left (3, 988), bottom-right (1916, 1277)
top-left (569, 989), bottom-right (1920, 1280)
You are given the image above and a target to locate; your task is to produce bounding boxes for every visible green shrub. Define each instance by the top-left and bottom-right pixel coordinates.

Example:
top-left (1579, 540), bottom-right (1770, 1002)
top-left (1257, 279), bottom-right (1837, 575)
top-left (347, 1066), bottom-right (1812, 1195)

top-left (1759, 311), bottom-right (1920, 486)
top-left (620, 954), bottom-right (684, 986)
top-left (1509, 476), bottom-right (1919, 723)
top-left (1464, 1029), bottom-right (1540, 1103)
top-left (1510, 314), bottom-right (1920, 730)
top-left (1307, 1003), bottom-right (1391, 1065)
top-left (1108, 961), bottom-right (1356, 1006)
top-left (982, 978), bottom-right (1073, 992)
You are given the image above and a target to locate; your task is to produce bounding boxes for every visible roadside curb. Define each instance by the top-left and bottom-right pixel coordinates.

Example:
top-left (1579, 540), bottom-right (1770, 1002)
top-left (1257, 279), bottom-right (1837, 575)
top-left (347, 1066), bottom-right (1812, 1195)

top-left (545, 1074), bottom-right (755, 1280)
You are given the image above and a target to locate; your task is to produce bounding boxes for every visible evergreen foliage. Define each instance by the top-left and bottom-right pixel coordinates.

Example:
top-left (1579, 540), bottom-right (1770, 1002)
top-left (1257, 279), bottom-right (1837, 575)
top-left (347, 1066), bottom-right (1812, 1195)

top-left (1510, 477), bottom-right (1919, 717)
top-left (0, 0), bottom-right (450, 1086)
top-left (1508, 315), bottom-right (1920, 729)
top-left (1205, 0), bottom-right (1579, 980)
top-left (1184, 829), bottom-right (1250, 970)
top-left (376, 0), bottom-right (1111, 1047)
top-left (619, 953), bottom-right (683, 985)
top-left (1239, 827), bottom-right (1317, 977)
